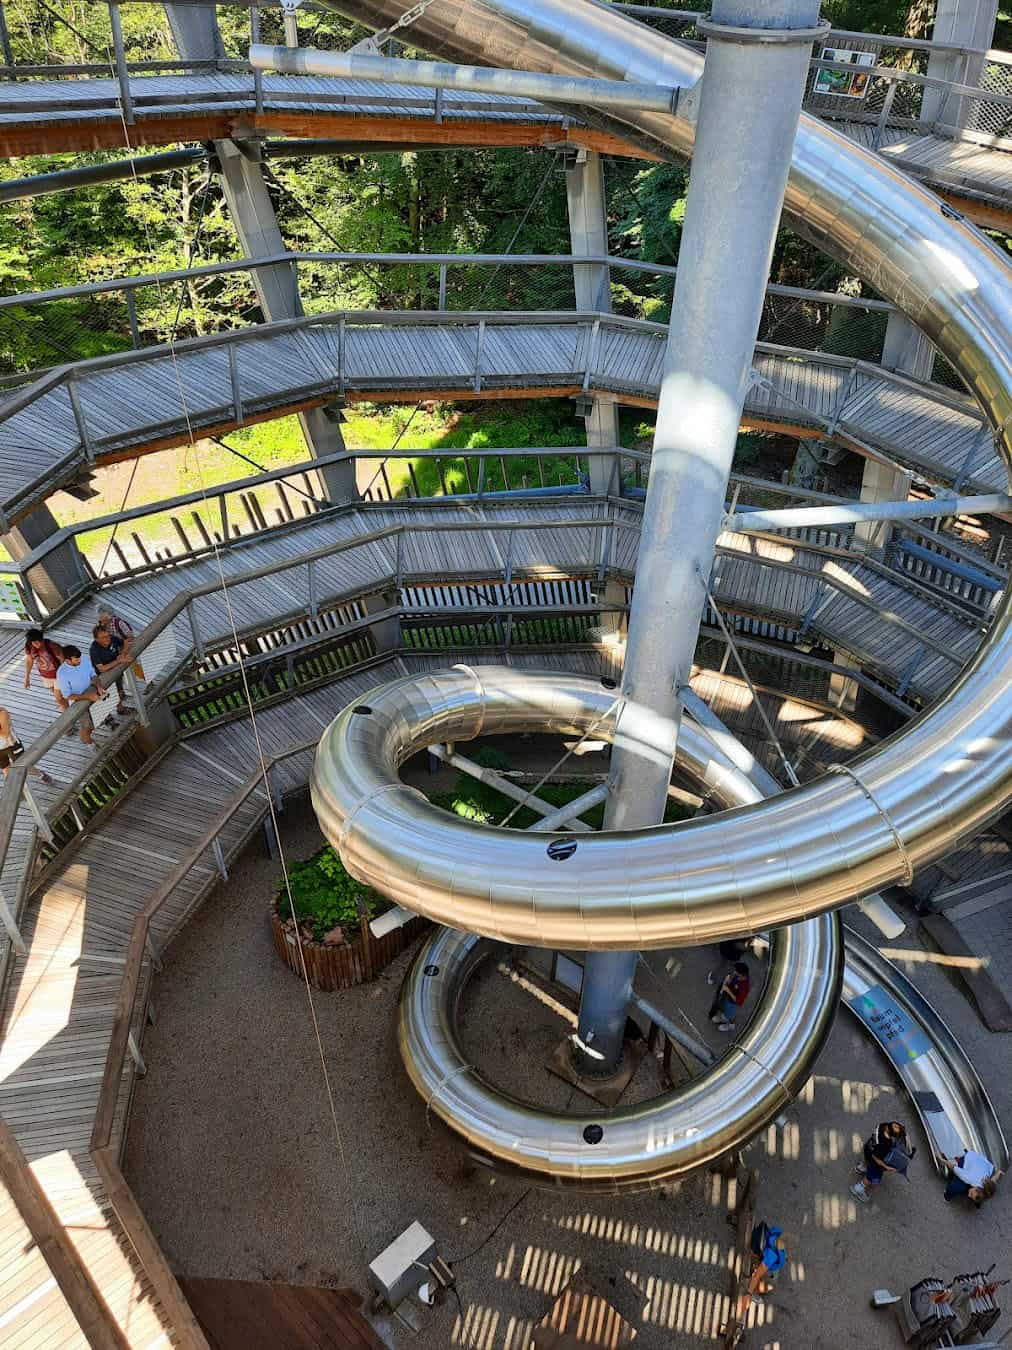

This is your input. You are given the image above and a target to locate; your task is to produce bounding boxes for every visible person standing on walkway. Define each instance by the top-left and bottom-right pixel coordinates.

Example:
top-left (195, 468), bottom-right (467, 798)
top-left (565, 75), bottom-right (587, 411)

top-left (851, 1120), bottom-right (913, 1204)
top-left (96, 605), bottom-right (142, 682)
top-left (23, 630), bottom-right (64, 708)
top-left (708, 960), bottom-right (750, 1033)
top-left (0, 708), bottom-right (55, 785)
top-left (941, 1151), bottom-right (1004, 1208)
top-left (90, 624), bottom-right (130, 715)
top-left (55, 646), bottom-right (108, 748)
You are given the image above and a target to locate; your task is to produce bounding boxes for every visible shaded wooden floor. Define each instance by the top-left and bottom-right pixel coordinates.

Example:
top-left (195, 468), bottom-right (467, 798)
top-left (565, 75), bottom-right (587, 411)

top-left (177, 1276), bottom-right (382, 1350)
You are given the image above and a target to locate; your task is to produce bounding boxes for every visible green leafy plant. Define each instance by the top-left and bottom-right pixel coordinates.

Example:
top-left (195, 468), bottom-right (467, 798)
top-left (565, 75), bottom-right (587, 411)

top-left (280, 846), bottom-right (386, 942)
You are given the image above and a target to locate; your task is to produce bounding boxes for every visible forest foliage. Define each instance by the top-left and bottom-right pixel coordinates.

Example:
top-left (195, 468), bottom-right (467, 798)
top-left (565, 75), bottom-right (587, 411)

top-left (0, 0), bottom-right (1005, 381)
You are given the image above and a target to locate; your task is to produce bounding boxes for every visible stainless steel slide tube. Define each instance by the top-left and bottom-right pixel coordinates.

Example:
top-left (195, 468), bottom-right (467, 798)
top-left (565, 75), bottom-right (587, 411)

top-left (392, 699), bottom-right (841, 1188)
top-left (310, 0), bottom-right (1012, 945)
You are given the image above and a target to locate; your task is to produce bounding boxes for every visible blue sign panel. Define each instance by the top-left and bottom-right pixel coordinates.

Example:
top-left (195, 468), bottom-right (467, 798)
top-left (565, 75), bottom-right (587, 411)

top-left (848, 983), bottom-right (932, 1066)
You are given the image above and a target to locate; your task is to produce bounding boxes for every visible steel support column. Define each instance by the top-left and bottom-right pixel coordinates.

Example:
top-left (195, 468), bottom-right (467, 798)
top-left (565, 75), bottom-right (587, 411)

top-left (923, 0), bottom-right (1000, 130)
top-left (2, 507), bottom-right (87, 615)
top-left (853, 313), bottom-right (929, 550)
top-left (566, 150), bottom-right (620, 497)
top-left (575, 0), bottom-right (824, 1074)
top-left (164, 4), bottom-right (355, 504)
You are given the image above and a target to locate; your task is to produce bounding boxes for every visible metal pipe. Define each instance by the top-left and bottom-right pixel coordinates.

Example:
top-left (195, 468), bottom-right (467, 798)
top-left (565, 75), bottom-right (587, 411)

top-left (724, 492), bottom-right (1012, 534)
top-left (524, 782), bottom-right (608, 831)
top-left (107, 2), bottom-right (135, 124)
top-left (628, 990), bottom-right (714, 1066)
top-left (679, 686), bottom-right (906, 940)
top-left (427, 743), bottom-right (593, 831)
top-left (248, 43), bottom-right (682, 112)
top-left (0, 148), bottom-right (206, 203)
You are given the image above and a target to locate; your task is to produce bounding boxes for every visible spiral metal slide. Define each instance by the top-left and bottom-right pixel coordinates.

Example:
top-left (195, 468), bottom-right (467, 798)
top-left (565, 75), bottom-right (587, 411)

top-left (310, 0), bottom-right (1012, 1186)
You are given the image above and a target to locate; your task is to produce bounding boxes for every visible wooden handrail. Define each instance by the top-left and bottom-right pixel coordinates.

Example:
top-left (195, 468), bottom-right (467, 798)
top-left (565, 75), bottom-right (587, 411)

top-left (0, 1117), bottom-right (131, 1350)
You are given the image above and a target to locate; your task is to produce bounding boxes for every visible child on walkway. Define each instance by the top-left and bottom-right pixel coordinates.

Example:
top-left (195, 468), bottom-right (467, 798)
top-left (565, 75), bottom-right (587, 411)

top-left (851, 1120), bottom-right (912, 1204)
top-left (708, 960), bottom-right (750, 1033)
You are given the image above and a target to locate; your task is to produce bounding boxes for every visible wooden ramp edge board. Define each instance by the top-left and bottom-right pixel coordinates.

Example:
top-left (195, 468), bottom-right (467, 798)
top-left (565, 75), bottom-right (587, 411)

top-left (176, 1277), bottom-right (383, 1350)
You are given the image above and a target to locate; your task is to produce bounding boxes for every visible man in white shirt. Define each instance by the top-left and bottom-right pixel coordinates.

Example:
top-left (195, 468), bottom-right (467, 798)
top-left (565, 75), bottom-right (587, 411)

top-left (55, 646), bottom-right (105, 746)
top-left (942, 1149), bottom-right (1003, 1208)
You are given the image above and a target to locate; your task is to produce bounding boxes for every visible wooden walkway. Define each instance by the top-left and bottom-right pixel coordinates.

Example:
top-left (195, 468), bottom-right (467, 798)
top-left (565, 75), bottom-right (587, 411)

top-left (0, 646), bottom-right (883, 1347)
top-left (1, 70), bottom-right (1010, 218)
top-left (0, 315), bottom-right (998, 526)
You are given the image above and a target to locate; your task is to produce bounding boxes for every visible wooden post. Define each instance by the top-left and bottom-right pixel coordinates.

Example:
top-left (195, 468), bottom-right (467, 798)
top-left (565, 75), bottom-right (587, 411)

top-left (722, 1167), bottom-right (760, 1349)
top-left (0, 1120), bottom-right (130, 1350)
top-left (357, 897), bottom-right (374, 981)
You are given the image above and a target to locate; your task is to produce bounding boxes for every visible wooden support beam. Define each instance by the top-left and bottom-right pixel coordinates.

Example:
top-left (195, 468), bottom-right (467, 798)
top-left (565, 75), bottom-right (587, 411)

top-left (0, 1118), bottom-right (131, 1350)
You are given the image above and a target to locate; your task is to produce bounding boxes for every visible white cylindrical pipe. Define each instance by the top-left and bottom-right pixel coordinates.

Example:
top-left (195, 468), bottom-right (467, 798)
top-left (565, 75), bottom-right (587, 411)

top-left (247, 44), bottom-right (680, 113)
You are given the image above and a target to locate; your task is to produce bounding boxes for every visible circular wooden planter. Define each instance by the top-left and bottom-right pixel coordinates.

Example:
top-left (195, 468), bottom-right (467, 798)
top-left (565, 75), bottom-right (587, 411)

top-left (270, 900), bottom-right (429, 992)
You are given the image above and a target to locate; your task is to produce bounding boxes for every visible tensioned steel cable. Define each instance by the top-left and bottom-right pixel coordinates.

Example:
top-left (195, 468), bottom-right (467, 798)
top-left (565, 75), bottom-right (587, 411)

top-left (695, 562), bottom-right (802, 788)
top-left (97, 25), bottom-right (372, 1264)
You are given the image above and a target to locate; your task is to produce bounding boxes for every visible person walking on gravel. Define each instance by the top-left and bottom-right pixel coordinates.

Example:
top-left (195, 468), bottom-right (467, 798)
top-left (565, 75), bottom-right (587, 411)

top-left (851, 1120), bottom-right (913, 1204)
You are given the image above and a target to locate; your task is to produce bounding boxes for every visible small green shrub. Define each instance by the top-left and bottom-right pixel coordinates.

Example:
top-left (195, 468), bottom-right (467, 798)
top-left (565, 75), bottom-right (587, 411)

top-left (280, 846), bottom-right (386, 941)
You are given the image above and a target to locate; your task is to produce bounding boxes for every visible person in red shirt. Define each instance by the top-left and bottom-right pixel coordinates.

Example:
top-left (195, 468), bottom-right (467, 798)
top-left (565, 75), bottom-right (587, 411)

top-left (23, 629), bottom-right (65, 709)
top-left (709, 960), bottom-right (751, 1033)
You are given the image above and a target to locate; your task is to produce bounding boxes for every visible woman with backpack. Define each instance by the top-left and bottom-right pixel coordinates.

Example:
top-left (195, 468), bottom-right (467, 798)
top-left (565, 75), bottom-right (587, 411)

top-left (23, 630), bottom-right (65, 710)
top-left (851, 1120), bottom-right (913, 1204)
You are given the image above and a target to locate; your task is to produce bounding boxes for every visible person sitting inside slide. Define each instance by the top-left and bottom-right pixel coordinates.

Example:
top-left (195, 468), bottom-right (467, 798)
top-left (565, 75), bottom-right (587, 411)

top-left (708, 960), bottom-right (750, 1033)
top-left (942, 1150), bottom-right (1004, 1208)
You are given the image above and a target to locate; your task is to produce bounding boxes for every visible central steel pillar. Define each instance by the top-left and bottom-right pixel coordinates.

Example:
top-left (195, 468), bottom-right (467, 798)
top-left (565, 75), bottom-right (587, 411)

top-left (575, 0), bottom-right (824, 1074)
top-left (566, 150), bottom-right (621, 497)
top-left (163, 4), bottom-right (356, 504)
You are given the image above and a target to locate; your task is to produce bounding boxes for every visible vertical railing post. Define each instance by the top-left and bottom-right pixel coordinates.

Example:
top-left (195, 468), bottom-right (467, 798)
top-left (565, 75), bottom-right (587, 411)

top-left (438, 264), bottom-right (447, 311)
top-left (108, 2), bottom-right (135, 124)
top-left (211, 837), bottom-right (228, 880)
top-left (218, 494), bottom-right (229, 544)
top-left (187, 600), bottom-right (204, 662)
top-left (307, 556), bottom-right (318, 617)
top-left (0, 1), bottom-right (14, 79)
top-left (67, 374), bottom-right (95, 463)
top-left (124, 289), bottom-right (141, 347)
top-left (124, 663), bottom-right (148, 726)
top-left (251, 4), bottom-right (264, 115)
top-left (126, 1030), bottom-right (147, 1076)
top-left (873, 78), bottom-right (898, 150)
top-left (22, 784), bottom-right (54, 845)
top-left (0, 884), bottom-right (25, 954)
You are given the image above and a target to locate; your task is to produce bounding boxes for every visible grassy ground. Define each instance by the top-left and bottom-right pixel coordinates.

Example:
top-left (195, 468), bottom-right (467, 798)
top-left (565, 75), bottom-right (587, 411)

top-left (28, 401), bottom-right (652, 570)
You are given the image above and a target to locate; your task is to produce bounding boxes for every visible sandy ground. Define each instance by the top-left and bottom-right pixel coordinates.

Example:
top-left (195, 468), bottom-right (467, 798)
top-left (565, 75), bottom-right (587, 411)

top-left (124, 797), bottom-right (1012, 1350)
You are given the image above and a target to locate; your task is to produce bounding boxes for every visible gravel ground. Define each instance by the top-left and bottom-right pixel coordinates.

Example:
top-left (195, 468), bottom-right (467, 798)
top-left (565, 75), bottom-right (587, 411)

top-left (124, 794), bottom-right (1012, 1350)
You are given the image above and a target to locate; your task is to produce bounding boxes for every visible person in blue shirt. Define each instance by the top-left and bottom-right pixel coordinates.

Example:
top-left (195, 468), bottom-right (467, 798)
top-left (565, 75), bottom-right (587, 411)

top-left (55, 646), bottom-right (103, 747)
top-left (733, 1222), bottom-right (787, 1325)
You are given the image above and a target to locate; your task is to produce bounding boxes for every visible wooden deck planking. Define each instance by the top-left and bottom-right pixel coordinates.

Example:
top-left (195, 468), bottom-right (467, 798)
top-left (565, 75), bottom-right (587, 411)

top-left (1, 316), bottom-right (1005, 521)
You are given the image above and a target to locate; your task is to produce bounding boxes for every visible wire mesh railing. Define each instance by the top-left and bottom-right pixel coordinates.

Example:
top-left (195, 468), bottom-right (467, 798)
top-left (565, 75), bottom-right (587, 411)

top-left (0, 251), bottom-right (928, 381)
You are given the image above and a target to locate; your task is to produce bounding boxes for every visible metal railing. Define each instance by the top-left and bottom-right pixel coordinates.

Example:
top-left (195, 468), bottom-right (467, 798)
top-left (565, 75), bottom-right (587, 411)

top-left (0, 250), bottom-right (903, 380)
